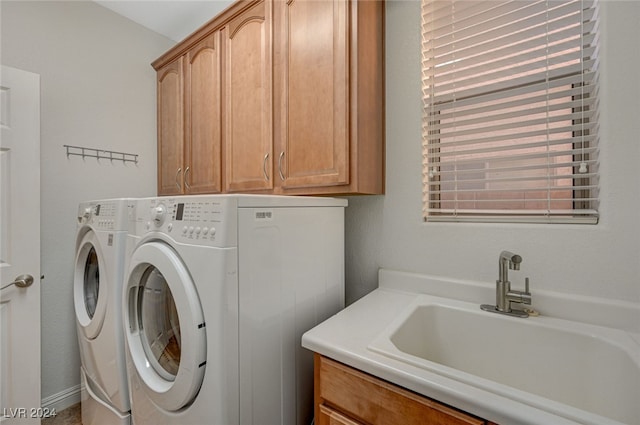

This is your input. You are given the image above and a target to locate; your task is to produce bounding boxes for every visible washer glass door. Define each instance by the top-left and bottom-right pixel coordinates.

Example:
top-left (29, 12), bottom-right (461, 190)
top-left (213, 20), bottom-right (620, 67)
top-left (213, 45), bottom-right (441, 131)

top-left (83, 246), bottom-right (100, 319)
top-left (138, 265), bottom-right (181, 380)
top-left (74, 230), bottom-right (108, 339)
top-left (125, 241), bottom-right (206, 412)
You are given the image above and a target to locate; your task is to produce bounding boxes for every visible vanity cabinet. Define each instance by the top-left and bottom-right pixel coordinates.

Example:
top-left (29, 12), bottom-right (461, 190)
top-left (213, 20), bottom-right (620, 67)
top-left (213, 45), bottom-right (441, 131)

top-left (315, 354), bottom-right (496, 425)
top-left (153, 0), bottom-right (384, 196)
top-left (156, 34), bottom-right (222, 195)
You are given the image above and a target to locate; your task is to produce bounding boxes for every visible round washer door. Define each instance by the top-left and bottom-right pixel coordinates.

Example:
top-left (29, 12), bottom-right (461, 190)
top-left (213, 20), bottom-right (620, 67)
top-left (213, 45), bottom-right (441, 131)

top-left (124, 241), bottom-right (206, 412)
top-left (74, 230), bottom-right (108, 339)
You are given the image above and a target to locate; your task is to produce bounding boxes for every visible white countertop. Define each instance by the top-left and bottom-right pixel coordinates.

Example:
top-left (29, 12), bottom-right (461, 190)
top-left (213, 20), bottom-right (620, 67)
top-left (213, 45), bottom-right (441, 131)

top-left (302, 282), bottom-right (638, 425)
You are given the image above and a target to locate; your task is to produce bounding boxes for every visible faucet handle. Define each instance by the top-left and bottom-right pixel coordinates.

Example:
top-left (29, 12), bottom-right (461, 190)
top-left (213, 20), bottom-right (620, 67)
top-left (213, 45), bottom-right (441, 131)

top-left (520, 277), bottom-right (532, 305)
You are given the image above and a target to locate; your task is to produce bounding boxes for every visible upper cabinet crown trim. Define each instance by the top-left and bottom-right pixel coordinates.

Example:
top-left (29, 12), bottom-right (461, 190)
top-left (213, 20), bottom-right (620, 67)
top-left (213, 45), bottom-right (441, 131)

top-left (229, 15), bottom-right (266, 39)
top-left (152, 0), bottom-right (263, 71)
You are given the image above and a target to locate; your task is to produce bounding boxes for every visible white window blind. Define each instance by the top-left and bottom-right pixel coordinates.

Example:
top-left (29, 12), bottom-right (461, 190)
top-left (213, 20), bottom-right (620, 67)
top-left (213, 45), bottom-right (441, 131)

top-left (422, 0), bottom-right (600, 224)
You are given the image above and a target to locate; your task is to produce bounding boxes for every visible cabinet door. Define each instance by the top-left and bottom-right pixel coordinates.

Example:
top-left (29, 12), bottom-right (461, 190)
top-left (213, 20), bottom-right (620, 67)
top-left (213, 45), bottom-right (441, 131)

top-left (157, 58), bottom-right (184, 195)
top-left (316, 355), bottom-right (487, 425)
top-left (223, 0), bottom-right (273, 192)
top-left (185, 34), bottom-right (222, 194)
top-left (278, 0), bottom-right (349, 189)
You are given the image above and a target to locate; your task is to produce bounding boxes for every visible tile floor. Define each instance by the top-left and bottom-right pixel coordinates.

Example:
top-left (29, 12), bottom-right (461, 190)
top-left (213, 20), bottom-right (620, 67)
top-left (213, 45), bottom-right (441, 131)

top-left (42, 403), bottom-right (81, 425)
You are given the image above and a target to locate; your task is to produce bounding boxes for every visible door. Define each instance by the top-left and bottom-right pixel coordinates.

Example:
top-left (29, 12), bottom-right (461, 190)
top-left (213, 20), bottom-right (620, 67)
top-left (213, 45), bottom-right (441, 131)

top-left (157, 58), bottom-right (184, 195)
top-left (0, 66), bottom-right (41, 424)
top-left (185, 34), bottom-right (222, 194)
top-left (278, 0), bottom-right (349, 189)
top-left (124, 241), bottom-right (206, 411)
top-left (223, 0), bottom-right (273, 192)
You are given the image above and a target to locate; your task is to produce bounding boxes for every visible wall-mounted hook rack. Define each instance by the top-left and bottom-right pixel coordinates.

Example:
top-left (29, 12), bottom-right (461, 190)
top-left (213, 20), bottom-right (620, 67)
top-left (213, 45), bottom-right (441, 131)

top-left (63, 144), bottom-right (138, 164)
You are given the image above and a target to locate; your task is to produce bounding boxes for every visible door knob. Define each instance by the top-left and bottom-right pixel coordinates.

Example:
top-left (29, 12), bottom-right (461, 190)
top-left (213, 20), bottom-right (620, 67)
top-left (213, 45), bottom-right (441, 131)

top-left (1, 274), bottom-right (34, 291)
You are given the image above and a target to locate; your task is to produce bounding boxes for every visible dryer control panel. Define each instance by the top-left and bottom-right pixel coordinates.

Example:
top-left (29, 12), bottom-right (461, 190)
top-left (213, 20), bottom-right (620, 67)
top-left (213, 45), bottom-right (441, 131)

top-left (136, 197), bottom-right (238, 247)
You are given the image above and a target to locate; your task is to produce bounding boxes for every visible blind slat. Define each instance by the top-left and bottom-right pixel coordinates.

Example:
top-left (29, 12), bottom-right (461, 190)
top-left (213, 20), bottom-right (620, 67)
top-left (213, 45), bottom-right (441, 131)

top-left (429, 105), bottom-right (598, 134)
top-left (426, 146), bottom-right (598, 168)
top-left (427, 124), bottom-right (598, 153)
top-left (425, 19), bottom-right (597, 68)
top-left (429, 0), bottom-right (571, 41)
top-left (427, 87), bottom-right (596, 123)
top-left (429, 43), bottom-right (597, 84)
top-left (434, 159), bottom-right (598, 176)
top-left (427, 59), bottom-right (596, 101)
top-left (424, 71), bottom-right (598, 110)
top-left (422, 0), bottom-right (600, 223)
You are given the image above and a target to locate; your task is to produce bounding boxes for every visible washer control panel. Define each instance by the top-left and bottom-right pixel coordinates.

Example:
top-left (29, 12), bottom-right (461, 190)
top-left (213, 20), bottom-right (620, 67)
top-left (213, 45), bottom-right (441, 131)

top-left (138, 197), bottom-right (237, 247)
top-left (77, 199), bottom-right (134, 231)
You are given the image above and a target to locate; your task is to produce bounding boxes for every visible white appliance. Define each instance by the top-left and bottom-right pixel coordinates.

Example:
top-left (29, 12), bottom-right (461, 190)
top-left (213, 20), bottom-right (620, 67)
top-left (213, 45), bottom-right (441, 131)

top-left (123, 195), bottom-right (346, 425)
top-left (74, 199), bottom-right (135, 425)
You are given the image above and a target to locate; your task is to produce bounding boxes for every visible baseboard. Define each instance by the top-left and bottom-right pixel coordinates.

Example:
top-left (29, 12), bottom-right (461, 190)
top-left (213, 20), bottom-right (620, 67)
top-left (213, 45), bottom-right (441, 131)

top-left (41, 383), bottom-right (82, 412)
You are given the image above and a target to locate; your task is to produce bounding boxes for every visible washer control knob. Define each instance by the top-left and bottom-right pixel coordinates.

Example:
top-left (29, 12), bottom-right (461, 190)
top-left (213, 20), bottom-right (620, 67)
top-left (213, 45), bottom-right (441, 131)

top-left (202, 227), bottom-right (209, 235)
top-left (167, 223), bottom-right (173, 232)
top-left (195, 227), bottom-right (201, 235)
top-left (188, 226), bottom-right (195, 234)
top-left (152, 204), bottom-right (166, 225)
top-left (209, 227), bottom-right (216, 237)
top-left (81, 207), bottom-right (92, 221)
top-left (182, 226), bottom-right (188, 234)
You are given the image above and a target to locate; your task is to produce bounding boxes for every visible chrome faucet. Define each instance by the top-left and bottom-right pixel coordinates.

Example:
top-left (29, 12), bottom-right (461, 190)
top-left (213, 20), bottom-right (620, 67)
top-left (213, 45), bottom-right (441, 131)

top-left (481, 251), bottom-right (532, 318)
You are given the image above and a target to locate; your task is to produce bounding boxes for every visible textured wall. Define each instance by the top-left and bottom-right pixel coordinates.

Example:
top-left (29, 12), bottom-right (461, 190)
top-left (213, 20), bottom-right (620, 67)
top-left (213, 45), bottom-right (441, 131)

top-left (1, 0), bottom-right (638, 406)
top-left (344, 0), bottom-right (640, 305)
top-left (1, 1), bottom-right (173, 401)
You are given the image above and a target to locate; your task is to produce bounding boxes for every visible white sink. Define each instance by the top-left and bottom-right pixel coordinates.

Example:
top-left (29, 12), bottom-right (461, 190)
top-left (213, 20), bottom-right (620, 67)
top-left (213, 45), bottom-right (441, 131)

top-left (368, 295), bottom-right (640, 425)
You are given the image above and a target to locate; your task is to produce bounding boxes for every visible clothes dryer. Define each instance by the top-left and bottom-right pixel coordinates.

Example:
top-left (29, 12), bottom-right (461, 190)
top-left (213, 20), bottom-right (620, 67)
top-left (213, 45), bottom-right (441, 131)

top-left (74, 199), bottom-right (135, 425)
top-left (123, 195), bottom-right (346, 425)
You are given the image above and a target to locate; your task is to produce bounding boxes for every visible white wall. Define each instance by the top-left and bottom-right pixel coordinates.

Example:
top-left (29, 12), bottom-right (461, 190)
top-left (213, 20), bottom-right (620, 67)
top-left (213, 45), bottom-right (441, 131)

top-left (2, 0), bottom-right (638, 409)
top-left (1, 1), bottom-right (173, 403)
top-left (346, 0), bottom-right (640, 306)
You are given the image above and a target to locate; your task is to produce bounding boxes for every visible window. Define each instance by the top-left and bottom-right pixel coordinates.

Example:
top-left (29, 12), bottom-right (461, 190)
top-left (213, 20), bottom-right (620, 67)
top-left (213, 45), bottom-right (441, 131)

top-left (422, 0), bottom-right (600, 223)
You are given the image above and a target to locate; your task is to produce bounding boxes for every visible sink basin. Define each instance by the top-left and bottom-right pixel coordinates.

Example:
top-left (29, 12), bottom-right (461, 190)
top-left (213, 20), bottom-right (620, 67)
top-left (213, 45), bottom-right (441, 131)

top-left (368, 295), bottom-right (640, 425)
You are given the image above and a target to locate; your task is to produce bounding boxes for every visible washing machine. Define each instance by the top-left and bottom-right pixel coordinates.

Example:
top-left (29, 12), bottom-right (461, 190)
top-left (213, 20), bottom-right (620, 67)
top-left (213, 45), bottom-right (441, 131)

top-left (123, 194), bottom-right (346, 425)
top-left (74, 199), bottom-right (135, 425)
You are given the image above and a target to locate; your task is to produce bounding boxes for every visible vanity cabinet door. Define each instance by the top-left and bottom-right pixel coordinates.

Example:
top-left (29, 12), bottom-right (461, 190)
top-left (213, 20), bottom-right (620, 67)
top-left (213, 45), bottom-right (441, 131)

top-left (184, 34), bottom-right (222, 194)
top-left (317, 405), bottom-right (362, 425)
top-left (157, 58), bottom-right (184, 195)
top-left (222, 0), bottom-right (273, 192)
top-left (315, 354), bottom-right (488, 425)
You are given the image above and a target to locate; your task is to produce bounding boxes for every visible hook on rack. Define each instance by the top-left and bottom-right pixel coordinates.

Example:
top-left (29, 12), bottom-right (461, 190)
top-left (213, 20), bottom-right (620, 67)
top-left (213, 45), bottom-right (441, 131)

top-left (63, 144), bottom-right (138, 164)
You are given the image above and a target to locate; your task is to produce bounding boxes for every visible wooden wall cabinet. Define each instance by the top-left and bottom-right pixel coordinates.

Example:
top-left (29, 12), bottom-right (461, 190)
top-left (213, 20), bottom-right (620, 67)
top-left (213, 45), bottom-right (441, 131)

top-left (153, 0), bottom-right (384, 196)
top-left (222, 0), bottom-right (273, 192)
top-left (157, 57), bottom-right (184, 196)
top-left (156, 34), bottom-right (222, 195)
top-left (315, 355), bottom-right (497, 425)
top-left (274, 0), bottom-right (385, 195)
